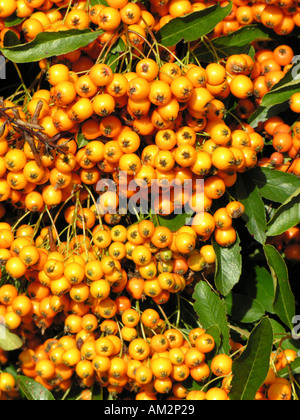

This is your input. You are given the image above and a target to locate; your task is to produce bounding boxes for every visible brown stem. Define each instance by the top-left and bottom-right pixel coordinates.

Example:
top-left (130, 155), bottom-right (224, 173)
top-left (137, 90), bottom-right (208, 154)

top-left (0, 102), bottom-right (73, 164)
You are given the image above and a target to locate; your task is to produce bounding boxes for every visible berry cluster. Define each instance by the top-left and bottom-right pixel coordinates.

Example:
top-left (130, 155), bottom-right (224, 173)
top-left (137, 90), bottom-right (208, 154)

top-left (0, 0), bottom-right (299, 403)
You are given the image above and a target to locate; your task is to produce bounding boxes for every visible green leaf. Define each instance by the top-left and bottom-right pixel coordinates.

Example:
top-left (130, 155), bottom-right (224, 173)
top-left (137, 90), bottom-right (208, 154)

top-left (270, 319), bottom-right (300, 352)
top-left (229, 317), bottom-right (273, 400)
top-left (157, 3), bottom-right (232, 47)
top-left (104, 38), bottom-right (126, 72)
top-left (258, 66), bottom-right (300, 107)
top-left (249, 66), bottom-right (300, 127)
top-left (105, 53), bottom-right (118, 73)
top-left (77, 131), bottom-right (89, 149)
top-left (195, 25), bottom-right (274, 62)
top-left (267, 188), bottom-right (300, 237)
top-left (225, 292), bottom-right (265, 323)
top-left (0, 325), bottom-right (23, 351)
top-left (278, 358), bottom-right (300, 379)
top-left (192, 281), bottom-right (230, 355)
top-left (264, 244), bottom-right (295, 331)
top-left (249, 167), bottom-right (300, 204)
top-left (249, 103), bottom-right (289, 129)
top-left (157, 212), bottom-right (193, 231)
top-left (4, 14), bottom-right (25, 28)
top-left (236, 264), bottom-right (275, 315)
top-left (110, 37), bottom-right (126, 54)
top-left (0, 29), bottom-right (103, 63)
top-left (18, 376), bottom-right (56, 401)
top-left (90, 0), bottom-right (109, 5)
top-left (213, 233), bottom-right (242, 296)
top-left (233, 173), bottom-right (267, 245)
top-left (3, 30), bottom-right (21, 47)
top-left (251, 266), bottom-right (275, 314)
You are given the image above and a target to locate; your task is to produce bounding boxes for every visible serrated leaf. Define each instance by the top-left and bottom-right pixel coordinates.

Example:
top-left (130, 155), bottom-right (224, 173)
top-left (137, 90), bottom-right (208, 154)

top-left (18, 376), bottom-right (55, 401)
top-left (157, 3), bottom-right (232, 47)
top-left (229, 317), bottom-right (273, 400)
top-left (250, 167), bottom-right (300, 204)
top-left (193, 281), bottom-right (230, 355)
top-left (195, 25), bottom-right (274, 62)
top-left (225, 292), bottom-right (265, 323)
top-left (0, 29), bottom-right (103, 63)
top-left (213, 233), bottom-right (242, 296)
top-left (234, 173), bottom-right (267, 245)
top-left (264, 244), bottom-right (295, 331)
top-left (267, 188), bottom-right (300, 237)
top-left (0, 325), bottom-right (23, 351)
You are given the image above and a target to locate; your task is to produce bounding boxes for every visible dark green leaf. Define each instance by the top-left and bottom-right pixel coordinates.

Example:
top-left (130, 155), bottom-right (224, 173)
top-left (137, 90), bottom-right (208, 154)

top-left (3, 30), bottom-right (21, 47)
top-left (278, 358), bottom-right (300, 379)
top-left (251, 266), bottom-right (275, 314)
top-left (157, 3), bottom-right (232, 47)
top-left (0, 29), bottom-right (103, 63)
top-left (259, 65), bottom-right (300, 107)
top-left (249, 102), bottom-right (290, 129)
top-left (18, 376), bottom-right (55, 401)
top-left (110, 37), bottom-right (126, 54)
top-left (195, 25), bottom-right (274, 62)
top-left (157, 212), bottom-right (193, 231)
top-left (105, 53), bottom-right (119, 73)
top-left (0, 325), bottom-right (23, 351)
top-left (104, 39), bottom-right (126, 72)
top-left (225, 292), bottom-right (265, 323)
top-left (267, 188), bottom-right (300, 237)
top-left (264, 244), bottom-right (295, 331)
top-left (249, 66), bottom-right (300, 127)
top-left (234, 173), bottom-right (267, 245)
top-left (193, 281), bottom-right (230, 355)
top-left (249, 166), bottom-right (300, 204)
top-left (229, 317), bottom-right (273, 400)
top-left (213, 233), bottom-right (242, 296)
top-left (4, 14), bottom-right (25, 28)
top-left (236, 264), bottom-right (275, 314)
